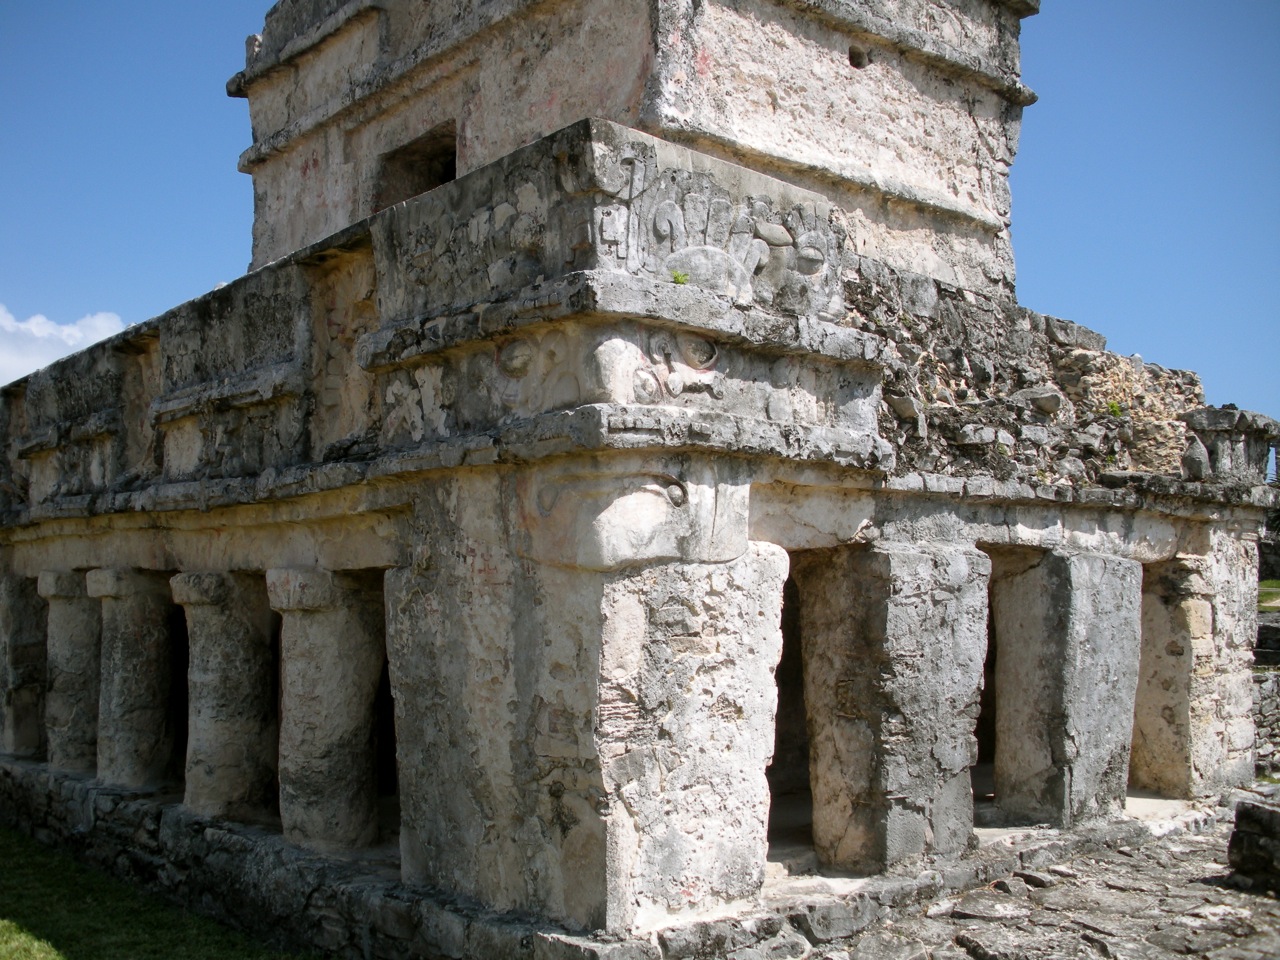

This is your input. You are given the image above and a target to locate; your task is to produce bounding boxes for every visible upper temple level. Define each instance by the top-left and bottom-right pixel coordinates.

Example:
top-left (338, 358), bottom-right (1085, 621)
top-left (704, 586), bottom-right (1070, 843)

top-left (228, 0), bottom-right (1040, 294)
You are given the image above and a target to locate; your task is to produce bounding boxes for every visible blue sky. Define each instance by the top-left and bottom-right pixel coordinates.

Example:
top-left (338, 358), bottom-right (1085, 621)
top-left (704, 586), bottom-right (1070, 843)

top-left (1, 1), bottom-right (1277, 420)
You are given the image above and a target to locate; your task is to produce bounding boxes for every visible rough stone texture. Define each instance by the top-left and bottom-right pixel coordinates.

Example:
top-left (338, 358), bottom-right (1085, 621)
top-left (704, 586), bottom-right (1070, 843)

top-left (1263, 502), bottom-right (1280, 580)
top-left (0, 4), bottom-right (1277, 958)
top-left (7, 755), bottom-right (1261, 960)
top-left (386, 465), bottom-right (788, 933)
top-left (989, 550), bottom-right (1142, 827)
top-left (1253, 663), bottom-right (1280, 777)
top-left (171, 572), bottom-right (277, 818)
top-left (1229, 798), bottom-right (1280, 890)
top-left (87, 568), bottom-right (179, 790)
top-left (230, 0), bottom-right (1035, 295)
top-left (36, 570), bottom-right (100, 775)
top-left (792, 542), bottom-right (990, 872)
top-left (267, 567), bottom-right (385, 851)
top-left (0, 575), bottom-right (47, 756)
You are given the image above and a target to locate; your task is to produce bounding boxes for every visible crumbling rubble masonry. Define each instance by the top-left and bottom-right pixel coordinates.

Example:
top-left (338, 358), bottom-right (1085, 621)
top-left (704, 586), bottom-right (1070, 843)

top-left (1, 0), bottom-right (1279, 957)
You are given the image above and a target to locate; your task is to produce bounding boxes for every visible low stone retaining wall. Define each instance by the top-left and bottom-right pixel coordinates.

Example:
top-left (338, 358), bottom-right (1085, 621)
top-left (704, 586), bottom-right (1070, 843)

top-left (1228, 798), bottom-right (1280, 891)
top-left (0, 758), bottom-right (1217, 960)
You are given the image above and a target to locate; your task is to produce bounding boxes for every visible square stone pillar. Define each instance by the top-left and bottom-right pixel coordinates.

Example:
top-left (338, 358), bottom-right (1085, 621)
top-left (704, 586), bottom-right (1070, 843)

top-left (1132, 530), bottom-right (1259, 797)
top-left (990, 550), bottom-right (1142, 826)
top-left (1, 576), bottom-right (48, 757)
top-left (171, 572), bottom-right (278, 818)
top-left (87, 568), bottom-right (179, 789)
top-left (266, 568), bottom-right (384, 851)
top-left (37, 571), bottom-right (101, 774)
top-left (790, 542), bottom-right (991, 873)
top-left (386, 462), bottom-right (785, 934)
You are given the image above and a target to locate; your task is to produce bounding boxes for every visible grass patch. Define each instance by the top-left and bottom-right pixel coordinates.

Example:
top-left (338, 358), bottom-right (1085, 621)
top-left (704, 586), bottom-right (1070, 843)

top-left (1261, 580), bottom-right (1280, 609)
top-left (0, 827), bottom-right (311, 960)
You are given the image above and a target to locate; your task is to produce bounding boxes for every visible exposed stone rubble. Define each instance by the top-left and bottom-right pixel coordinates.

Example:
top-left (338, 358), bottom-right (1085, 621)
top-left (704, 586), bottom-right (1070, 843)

top-left (0, 2), bottom-right (1277, 959)
top-left (852, 814), bottom-right (1280, 960)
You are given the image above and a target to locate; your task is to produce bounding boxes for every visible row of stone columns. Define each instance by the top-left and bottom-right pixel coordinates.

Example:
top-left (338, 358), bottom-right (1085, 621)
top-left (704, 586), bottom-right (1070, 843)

top-left (788, 542), bottom-right (1204, 874)
top-left (0, 566), bottom-right (389, 853)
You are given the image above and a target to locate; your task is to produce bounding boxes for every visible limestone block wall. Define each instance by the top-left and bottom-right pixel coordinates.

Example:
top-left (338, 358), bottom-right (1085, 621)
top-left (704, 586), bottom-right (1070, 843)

top-left (230, 0), bottom-right (1038, 296)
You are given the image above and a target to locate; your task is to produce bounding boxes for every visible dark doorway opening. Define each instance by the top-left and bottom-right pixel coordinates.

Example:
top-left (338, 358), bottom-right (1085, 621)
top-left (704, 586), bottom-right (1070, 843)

top-left (373, 655), bottom-right (400, 843)
top-left (164, 601), bottom-right (190, 789)
top-left (971, 606), bottom-right (998, 823)
top-left (767, 572), bottom-right (815, 872)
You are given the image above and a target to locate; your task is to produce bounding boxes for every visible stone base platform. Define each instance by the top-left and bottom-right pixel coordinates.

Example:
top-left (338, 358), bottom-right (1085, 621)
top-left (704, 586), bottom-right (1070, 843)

top-left (0, 757), bottom-right (1234, 960)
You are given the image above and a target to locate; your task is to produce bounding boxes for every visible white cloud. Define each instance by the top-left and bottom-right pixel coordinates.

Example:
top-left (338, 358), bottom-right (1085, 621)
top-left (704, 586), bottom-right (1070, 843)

top-left (0, 303), bottom-right (126, 387)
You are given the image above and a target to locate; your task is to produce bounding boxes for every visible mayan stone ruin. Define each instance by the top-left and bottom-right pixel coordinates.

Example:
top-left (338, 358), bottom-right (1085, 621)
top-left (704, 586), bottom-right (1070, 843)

top-left (2, 1), bottom-right (1279, 958)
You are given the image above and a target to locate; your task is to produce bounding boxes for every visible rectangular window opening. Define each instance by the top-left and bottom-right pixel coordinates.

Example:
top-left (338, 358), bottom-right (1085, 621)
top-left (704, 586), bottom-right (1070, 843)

top-left (374, 121), bottom-right (457, 212)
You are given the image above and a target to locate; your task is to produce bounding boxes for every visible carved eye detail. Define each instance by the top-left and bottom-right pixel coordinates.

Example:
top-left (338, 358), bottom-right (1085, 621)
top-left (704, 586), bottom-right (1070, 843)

top-left (633, 369), bottom-right (662, 404)
top-left (497, 340), bottom-right (535, 379)
top-left (677, 334), bottom-right (718, 370)
top-left (665, 482), bottom-right (688, 507)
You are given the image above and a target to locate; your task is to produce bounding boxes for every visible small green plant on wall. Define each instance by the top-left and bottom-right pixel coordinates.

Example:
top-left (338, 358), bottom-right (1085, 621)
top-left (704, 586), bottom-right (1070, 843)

top-left (671, 270), bottom-right (690, 285)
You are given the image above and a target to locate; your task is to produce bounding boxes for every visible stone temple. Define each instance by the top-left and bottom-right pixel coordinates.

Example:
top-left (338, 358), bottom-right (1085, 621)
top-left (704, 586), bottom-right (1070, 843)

top-left (1, 1), bottom-right (1278, 957)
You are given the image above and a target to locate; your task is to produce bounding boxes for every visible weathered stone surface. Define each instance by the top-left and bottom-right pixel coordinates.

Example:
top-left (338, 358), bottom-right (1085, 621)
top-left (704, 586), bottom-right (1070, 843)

top-left (1229, 798), bottom-right (1280, 890)
top-left (172, 572), bottom-right (277, 818)
top-left (990, 550), bottom-right (1142, 826)
top-left (36, 570), bottom-right (100, 774)
top-left (0, 575), bottom-right (47, 756)
top-left (230, 0), bottom-right (1034, 295)
top-left (792, 542), bottom-right (990, 872)
top-left (87, 568), bottom-right (179, 789)
top-left (386, 467), bottom-right (788, 933)
top-left (267, 567), bottom-right (384, 851)
top-left (0, 2), bottom-right (1276, 958)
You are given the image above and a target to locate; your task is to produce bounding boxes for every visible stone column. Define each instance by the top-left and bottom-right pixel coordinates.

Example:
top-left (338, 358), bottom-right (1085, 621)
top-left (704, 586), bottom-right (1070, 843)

top-left (171, 572), bottom-right (278, 818)
top-left (387, 459), bottom-right (786, 935)
top-left (266, 567), bottom-right (383, 851)
top-left (1132, 529), bottom-right (1259, 797)
top-left (790, 542), bottom-right (991, 873)
top-left (990, 550), bottom-right (1142, 826)
top-left (38, 571), bottom-right (101, 774)
top-left (87, 568), bottom-right (177, 789)
top-left (1, 576), bottom-right (48, 757)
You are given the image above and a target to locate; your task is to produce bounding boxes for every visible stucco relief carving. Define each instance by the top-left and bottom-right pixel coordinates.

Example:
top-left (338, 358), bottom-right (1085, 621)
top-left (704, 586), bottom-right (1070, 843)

top-left (517, 456), bottom-right (748, 570)
top-left (568, 137), bottom-right (845, 319)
